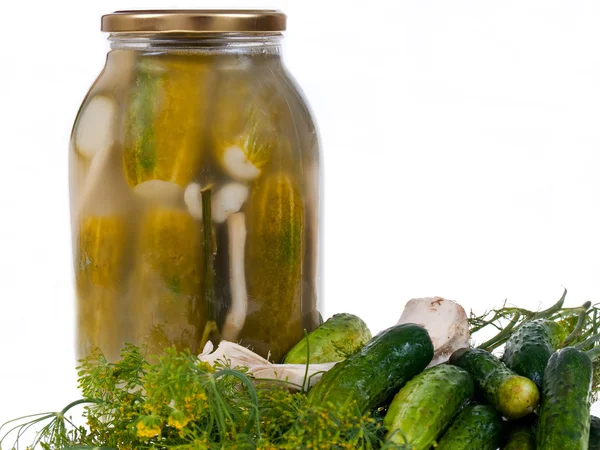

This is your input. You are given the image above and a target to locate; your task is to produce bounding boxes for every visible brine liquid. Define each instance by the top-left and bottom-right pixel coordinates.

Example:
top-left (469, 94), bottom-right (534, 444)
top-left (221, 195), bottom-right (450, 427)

top-left (71, 47), bottom-right (320, 362)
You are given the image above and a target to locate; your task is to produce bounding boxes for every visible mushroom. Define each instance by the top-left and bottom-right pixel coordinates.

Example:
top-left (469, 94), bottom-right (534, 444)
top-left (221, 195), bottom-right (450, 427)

top-left (221, 212), bottom-right (248, 342)
top-left (397, 297), bottom-right (470, 367)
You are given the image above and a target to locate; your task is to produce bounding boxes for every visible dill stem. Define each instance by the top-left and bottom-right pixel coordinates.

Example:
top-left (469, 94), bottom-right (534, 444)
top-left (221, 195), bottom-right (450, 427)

top-left (563, 304), bottom-right (591, 346)
top-left (199, 187), bottom-right (219, 350)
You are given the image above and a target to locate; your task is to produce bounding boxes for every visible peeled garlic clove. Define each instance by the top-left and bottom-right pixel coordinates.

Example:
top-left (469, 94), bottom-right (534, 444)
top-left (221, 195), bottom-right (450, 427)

top-left (75, 95), bottom-right (117, 159)
top-left (221, 213), bottom-right (248, 342)
top-left (77, 143), bottom-right (131, 217)
top-left (251, 362), bottom-right (338, 390)
top-left (222, 145), bottom-right (261, 181)
top-left (198, 340), bottom-right (270, 368)
top-left (198, 340), bottom-right (338, 391)
top-left (397, 297), bottom-right (470, 367)
top-left (134, 180), bottom-right (184, 208)
top-left (212, 183), bottom-right (249, 224)
top-left (184, 182), bottom-right (203, 219)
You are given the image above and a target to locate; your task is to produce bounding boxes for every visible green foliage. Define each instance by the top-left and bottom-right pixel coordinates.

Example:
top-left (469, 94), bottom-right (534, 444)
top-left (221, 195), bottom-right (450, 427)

top-left (1, 345), bottom-right (408, 450)
top-left (468, 289), bottom-right (600, 401)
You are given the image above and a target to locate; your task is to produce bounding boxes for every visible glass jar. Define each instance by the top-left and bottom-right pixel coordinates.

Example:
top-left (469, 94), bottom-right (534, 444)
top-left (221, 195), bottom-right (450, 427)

top-left (70, 10), bottom-right (320, 363)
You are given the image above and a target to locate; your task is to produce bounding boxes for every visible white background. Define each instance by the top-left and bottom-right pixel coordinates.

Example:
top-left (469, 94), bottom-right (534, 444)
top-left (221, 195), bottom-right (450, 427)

top-left (2, 0), bottom-right (600, 436)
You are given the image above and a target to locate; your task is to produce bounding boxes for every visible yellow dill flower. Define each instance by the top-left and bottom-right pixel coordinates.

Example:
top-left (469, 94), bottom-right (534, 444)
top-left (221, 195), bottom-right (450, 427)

top-left (167, 409), bottom-right (190, 430)
top-left (136, 415), bottom-right (162, 439)
top-left (197, 361), bottom-right (214, 373)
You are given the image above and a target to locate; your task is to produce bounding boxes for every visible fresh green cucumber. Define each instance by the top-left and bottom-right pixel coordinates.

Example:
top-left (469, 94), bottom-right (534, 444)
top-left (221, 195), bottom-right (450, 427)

top-left (283, 313), bottom-right (371, 364)
top-left (503, 423), bottom-right (536, 450)
top-left (384, 364), bottom-right (474, 449)
top-left (436, 404), bottom-right (503, 450)
top-left (590, 415), bottom-right (600, 450)
top-left (306, 323), bottom-right (433, 413)
top-left (450, 348), bottom-right (539, 419)
top-left (536, 347), bottom-right (592, 450)
top-left (502, 319), bottom-right (567, 389)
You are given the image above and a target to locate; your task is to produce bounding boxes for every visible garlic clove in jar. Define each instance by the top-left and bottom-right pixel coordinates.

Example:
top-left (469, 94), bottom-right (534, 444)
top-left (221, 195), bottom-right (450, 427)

top-left (397, 297), bottom-right (470, 367)
top-left (75, 95), bottom-right (117, 159)
top-left (185, 182), bottom-right (249, 223)
top-left (222, 145), bottom-right (262, 181)
top-left (221, 213), bottom-right (248, 342)
top-left (212, 183), bottom-right (249, 223)
top-left (184, 182), bottom-right (204, 219)
top-left (133, 180), bottom-right (185, 208)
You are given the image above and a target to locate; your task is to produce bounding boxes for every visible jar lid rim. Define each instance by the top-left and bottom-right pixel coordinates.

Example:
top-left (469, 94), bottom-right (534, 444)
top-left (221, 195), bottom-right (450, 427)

top-left (101, 10), bottom-right (287, 33)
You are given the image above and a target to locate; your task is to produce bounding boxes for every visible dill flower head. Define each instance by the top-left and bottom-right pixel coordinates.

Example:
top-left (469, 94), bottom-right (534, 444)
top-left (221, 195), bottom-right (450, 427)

top-left (136, 414), bottom-right (162, 439)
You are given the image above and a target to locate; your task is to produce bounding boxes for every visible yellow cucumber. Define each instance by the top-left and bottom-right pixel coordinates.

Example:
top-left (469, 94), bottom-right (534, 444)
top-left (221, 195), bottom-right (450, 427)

top-left (211, 70), bottom-right (277, 181)
top-left (76, 215), bottom-right (128, 361)
top-left (123, 55), bottom-right (211, 187)
top-left (241, 172), bottom-right (304, 361)
top-left (131, 207), bottom-right (205, 356)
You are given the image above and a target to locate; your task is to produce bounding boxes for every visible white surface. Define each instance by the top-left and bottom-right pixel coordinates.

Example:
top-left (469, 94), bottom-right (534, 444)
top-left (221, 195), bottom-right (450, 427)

top-left (2, 0), bottom-right (600, 434)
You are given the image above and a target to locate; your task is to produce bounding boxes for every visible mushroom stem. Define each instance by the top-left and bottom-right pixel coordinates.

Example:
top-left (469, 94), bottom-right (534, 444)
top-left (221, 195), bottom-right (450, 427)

top-left (222, 212), bottom-right (248, 341)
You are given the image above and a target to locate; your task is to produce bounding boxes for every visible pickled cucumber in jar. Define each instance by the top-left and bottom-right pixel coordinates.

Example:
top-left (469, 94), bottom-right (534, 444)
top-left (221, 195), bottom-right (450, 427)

top-left (76, 215), bottom-right (128, 362)
top-left (123, 54), bottom-right (213, 188)
top-left (241, 172), bottom-right (305, 361)
top-left (71, 12), bottom-right (320, 363)
top-left (130, 207), bottom-right (205, 356)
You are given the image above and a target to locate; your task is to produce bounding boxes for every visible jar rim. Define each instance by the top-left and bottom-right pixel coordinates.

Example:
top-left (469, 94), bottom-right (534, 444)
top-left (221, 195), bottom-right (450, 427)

top-left (101, 10), bottom-right (287, 34)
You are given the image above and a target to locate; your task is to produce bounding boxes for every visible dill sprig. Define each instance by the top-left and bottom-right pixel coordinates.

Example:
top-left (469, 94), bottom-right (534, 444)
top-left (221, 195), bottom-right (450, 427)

top-left (468, 288), bottom-right (600, 400)
top-left (1, 345), bottom-right (404, 450)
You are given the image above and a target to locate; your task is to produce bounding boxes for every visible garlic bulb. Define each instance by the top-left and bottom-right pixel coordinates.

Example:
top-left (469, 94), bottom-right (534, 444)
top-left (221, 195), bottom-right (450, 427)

top-left (199, 340), bottom-right (270, 367)
top-left (397, 297), bottom-right (470, 367)
top-left (198, 340), bottom-right (338, 391)
top-left (251, 362), bottom-right (338, 388)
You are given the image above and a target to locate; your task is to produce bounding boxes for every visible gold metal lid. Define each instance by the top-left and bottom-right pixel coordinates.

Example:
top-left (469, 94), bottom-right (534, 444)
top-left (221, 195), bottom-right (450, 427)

top-left (101, 10), bottom-right (286, 33)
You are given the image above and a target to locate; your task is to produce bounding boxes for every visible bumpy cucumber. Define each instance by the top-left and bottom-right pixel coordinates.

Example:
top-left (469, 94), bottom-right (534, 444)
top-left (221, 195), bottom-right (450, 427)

top-left (307, 323), bottom-right (433, 413)
top-left (590, 415), bottom-right (600, 450)
top-left (436, 404), bottom-right (503, 450)
top-left (123, 55), bottom-right (211, 187)
top-left (502, 319), bottom-right (567, 389)
top-left (536, 347), bottom-right (592, 450)
top-left (283, 313), bottom-right (371, 364)
top-left (503, 423), bottom-right (536, 450)
top-left (76, 215), bottom-right (128, 361)
top-left (384, 364), bottom-right (474, 449)
top-left (241, 172), bottom-right (305, 361)
top-left (211, 72), bottom-right (276, 182)
top-left (131, 207), bottom-right (204, 356)
top-left (450, 348), bottom-right (539, 419)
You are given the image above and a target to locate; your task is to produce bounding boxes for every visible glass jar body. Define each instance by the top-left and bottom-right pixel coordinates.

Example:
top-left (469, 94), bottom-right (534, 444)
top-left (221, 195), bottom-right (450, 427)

top-left (70, 35), bottom-right (320, 362)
